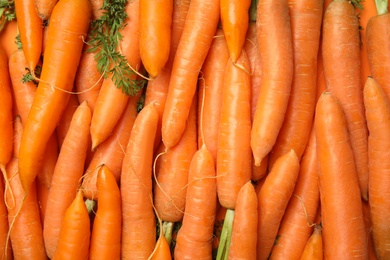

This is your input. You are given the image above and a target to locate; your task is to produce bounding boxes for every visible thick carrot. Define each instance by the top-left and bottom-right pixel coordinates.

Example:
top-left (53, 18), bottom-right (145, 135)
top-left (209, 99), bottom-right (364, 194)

top-left (174, 144), bottom-right (217, 259)
top-left (269, 0), bottom-right (323, 168)
top-left (322, 0), bottom-right (369, 201)
top-left (89, 165), bottom-right (121, 260)
top-left (251, 0), bottom-right (294, 166)
top-left (270, 128), bottom-right (320, 259)
top-left (256, 149), bottom-right (300, 260)
top-left (363, 77), bottom-right (390, 260)
top-left (217, 52), bottom-right (252, 210)
top-left (18, 0), bottom-right (91, 194)
top-left (43, 101), bottom-right (92, 259)
top-left (366, 1), bottom-right (390, 101)
top-left (81, 92), bottom-right (141, 200)
top-left (300, 225), bottom-right (323, 260)
top-left (154, 95), bottom-right (197, 222)
top-left (161, 0), bottom-right (220, 150)
top-left (197, 28), bottom-right (229, 162)
top-left (120, 102), bottom-right (158, 259)
top-left (227, 181), bottom-right (258, 259)
top-left (220, 0), bottom-right (251, 63)
top-left (52, 190), bottom-right (90, 260)
top-left (14, 0), bottom-right (43, 75)
top-left (139, 0), bottom-right (172, 78)
top-left (315, 92), bottom-right (367, 259)
top-left (34, 0), bottom-right (59, 20)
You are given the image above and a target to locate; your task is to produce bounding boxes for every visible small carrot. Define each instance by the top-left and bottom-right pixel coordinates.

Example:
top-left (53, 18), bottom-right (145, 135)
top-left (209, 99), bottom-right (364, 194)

top-left (52, 190), bottom-right (90, 260)
top-left (34, 0), bottom-right (59, 20)
top-left (315, 92), bottom-right (367, 259)
top-left (89, 165), bottom-right (121, 260)
top-left (300, 225), bottom-right (323, 260)
top-left (150, 233), bottom-right (171, 260)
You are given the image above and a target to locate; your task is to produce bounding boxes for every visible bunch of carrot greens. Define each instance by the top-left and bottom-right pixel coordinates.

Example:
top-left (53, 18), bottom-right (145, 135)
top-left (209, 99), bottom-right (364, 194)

top-left (0, 0), bottom-right (389, 258)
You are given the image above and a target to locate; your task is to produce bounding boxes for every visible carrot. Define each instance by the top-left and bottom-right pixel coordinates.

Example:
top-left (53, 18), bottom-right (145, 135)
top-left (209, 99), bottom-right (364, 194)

top-left (81, 92), bottom-right (141, 200)
top-left (0, 20), bottom-right (18, 58)
top-left (174, 144), bottom-right (217, 259)
top-left (89, 0), bottom-right (104, 20)
top-left (269, 0), bottom-right (323, 168)
top-left (89, 0), bottom-right (142, 150)
top-left (217, 51), bottom-right (252, 210)
top-left (34, 0), bottom-right (59, 20)
top-left (270, 128), bottom-right (320, 259)
top-left (256, 149), bottom-right (300, 260)
top-left (300, 225), bottom-right (323, 260)
top-left (35, 132), bottom-right (58, 190)
top-left (227, 181), bottom-right (258, 259)
top-left (120, 102), bottom-right (158, 259)
top-left (315, 92), bottom-right (367, 259)
top-left (18, 0), bottom-right (91, 194)
top-left (154, 94), bottom-right (198, 223)
top-left (52, 190), bottom-right (90, 260)
top-left (0, 166), bottom-right (12, 260)
top-left (89, 165), bottom-right (121, 260)
top-left (139, 0), bottom-right (172, 78)
top-left (14, 0), bottom-right (43, 76)
top-left (43, 101), bottom-right (92, 259)
top-left (56, 93), bottom-right (80, 148)
top-left (197, 28), bottom-right (229, 162)
top-left (150, 233), bottom-right (171, 260)
top-left (363, 77), bottom-right (390, 260)
top-left (220, 0), bottom-right (251, 63)
top-left (250, 0), bottom-right (294, 166)
top-left (366, 0), bottom-right (390, 101)
top-left (322, 0), bottom-right (369, 201)
top-left (161, 0), bottom-right (220, 150)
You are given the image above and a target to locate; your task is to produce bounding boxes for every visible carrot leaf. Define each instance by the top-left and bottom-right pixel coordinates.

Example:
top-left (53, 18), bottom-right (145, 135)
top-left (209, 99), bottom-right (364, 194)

top-left (216, 209), bottom-right (234, 260)
top-left (0, 0), bottom-right (15, 32)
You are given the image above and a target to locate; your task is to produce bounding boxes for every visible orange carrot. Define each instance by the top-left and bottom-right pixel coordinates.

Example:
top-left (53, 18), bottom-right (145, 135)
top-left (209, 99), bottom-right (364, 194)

top-left (315, 92), bottom-right (367, 259)
top-left (217, 52), bottom-right (252, 210)
top-left (52, 190), bottom-right (90, 260)
top-left (150, 233), bottom-right (171, 260)
top-left (89, 0), bottom-right (104, 20)
top-left (256, 149), bottom-right (300, 260)
top-left (0, 20), bottom-right (18, 58)
top-left (0, 168), bottom-right (12, 260)
top-left (161, 0), bottom-right (220, 150)
top-left (251, 0), bottom-right (294, 166)
top-left (269, 0), bottom-right (323, 168)
top-left (89, 165), bottom-right (121, 260)
top-left (228, 181), bottom-right (258, 259)
top-left (43, 101), bottom-right (92, 259)
top-left (34, 0), bottom-right (59, 20)
top-left (174, 144), bottom-right (217, 259)
top-left (300, 225), bottom-right (323, 260)
top-left (120, 102), bottom-right (158, 258)
top-left (322, 0), bottom-right (369, 201)
top-left (18, 0), bottom-right (91, 194)
top-left (55, 93), bottom-right (80, 148)
top-left (363, 77), bottom-right (390, 260)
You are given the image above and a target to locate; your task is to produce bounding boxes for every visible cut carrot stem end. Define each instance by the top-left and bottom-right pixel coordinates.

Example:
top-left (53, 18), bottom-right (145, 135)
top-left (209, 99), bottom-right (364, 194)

top-left (216, 209), bottom-right (234, 260)
top-left (375, 0), bottom-right (388, 15)
top-left (85, 199), bottom-right (96, 215)
top-left (162, 221), bottom-right (175, 246)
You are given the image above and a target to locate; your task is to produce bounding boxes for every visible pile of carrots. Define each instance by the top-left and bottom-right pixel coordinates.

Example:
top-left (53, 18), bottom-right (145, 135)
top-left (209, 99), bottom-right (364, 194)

top-left (0, 0), bottom-right (389, 258)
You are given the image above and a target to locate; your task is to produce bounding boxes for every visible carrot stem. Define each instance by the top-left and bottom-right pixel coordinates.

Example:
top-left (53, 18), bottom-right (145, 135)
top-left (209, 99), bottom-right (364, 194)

top-left (162, 221), bottom-right (174, 246)
top-left (216, 209), bottom-right (234, 260)
top-left (374, 0), bottom-right (388, 15)
top-left (249, 0), bottom-right (258, 22)
top-left (85, 199), bottom-right (96, 215)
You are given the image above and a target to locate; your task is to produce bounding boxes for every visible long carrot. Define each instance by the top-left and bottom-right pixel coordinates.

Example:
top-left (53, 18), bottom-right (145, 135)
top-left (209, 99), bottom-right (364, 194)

top-left (322, 0), bottom-right (369, 201)
top-left (269, 0), bottom-right (323, 168)
top-left (256, 149), bottom-right (300, 260)
top-left (161, 0), bottom-right (220, 150)
top-left (251, 0), bottom-right (294, 166)
top-left (315, 92), bottom-right (367, 259)
top-left (363, 77), bottom-right (390, 260)
top-left (120, 102), bottom-right (158, 259)
top-left (43, 101), bottom-right (92, 259)
top-left (18, 0), bottom-right (91, 194)
top-left (52, 190), bottom-right (90, 260)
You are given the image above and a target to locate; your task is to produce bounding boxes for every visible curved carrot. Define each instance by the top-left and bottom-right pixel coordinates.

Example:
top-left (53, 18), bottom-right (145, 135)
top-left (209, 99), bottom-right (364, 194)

top-left (18, 0), bottom-right (91, 194)
top-left (251, 0), bottom-right (294, 166)
top-left (363, 77), bottom-right (390, 260)
top-left (14, 0), bottom-right (43, 75)
top-left (300, 225), bottom-right (323, 260)
top-left (322, 0), bottom-right (369, 201)
top-left (43, 101), bottom-right (92, 259)
top-left (256, 149), bottom-right (300, 260)
top-left (174, 144), bottom-right (217, 259)
top-left (161, 0), bottom-right (220, 150)
top-left (269, 0), bottom-right (323, 168)
top-left (228, 181), bottom-right (258, 259)
top-left (139, 0), bottom-right (172, 78)
top-left (52, 190), bottom-right (90, 260)
top-left (217, 52), bottom-right (252, 210)
top-left (220, 0), bottom-right (251, 63)
top-left (89, 165), bottom-right (121, 260)
top-left (315, 92), bottom-right (367, 259)
top-left (120, 102), bottom-right (158, 258)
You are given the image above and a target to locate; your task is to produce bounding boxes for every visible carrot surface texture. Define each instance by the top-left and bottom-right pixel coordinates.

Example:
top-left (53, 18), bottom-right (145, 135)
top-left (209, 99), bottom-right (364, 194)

top-left (299, 225), bottom-right (323, 260)
top-left (17, 0), bottom-right (91, 194)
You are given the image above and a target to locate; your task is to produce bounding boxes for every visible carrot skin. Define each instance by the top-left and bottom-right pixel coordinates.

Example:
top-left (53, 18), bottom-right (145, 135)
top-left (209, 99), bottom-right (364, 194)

top-left (299, 225), bottom-right (323, 260)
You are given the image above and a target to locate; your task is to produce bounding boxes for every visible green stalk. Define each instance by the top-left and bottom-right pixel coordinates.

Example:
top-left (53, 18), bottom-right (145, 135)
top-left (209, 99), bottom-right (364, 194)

top-left (216, 209), bottom-right (235, 260)
top-left (374, 0), bottom-right (388, 15)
